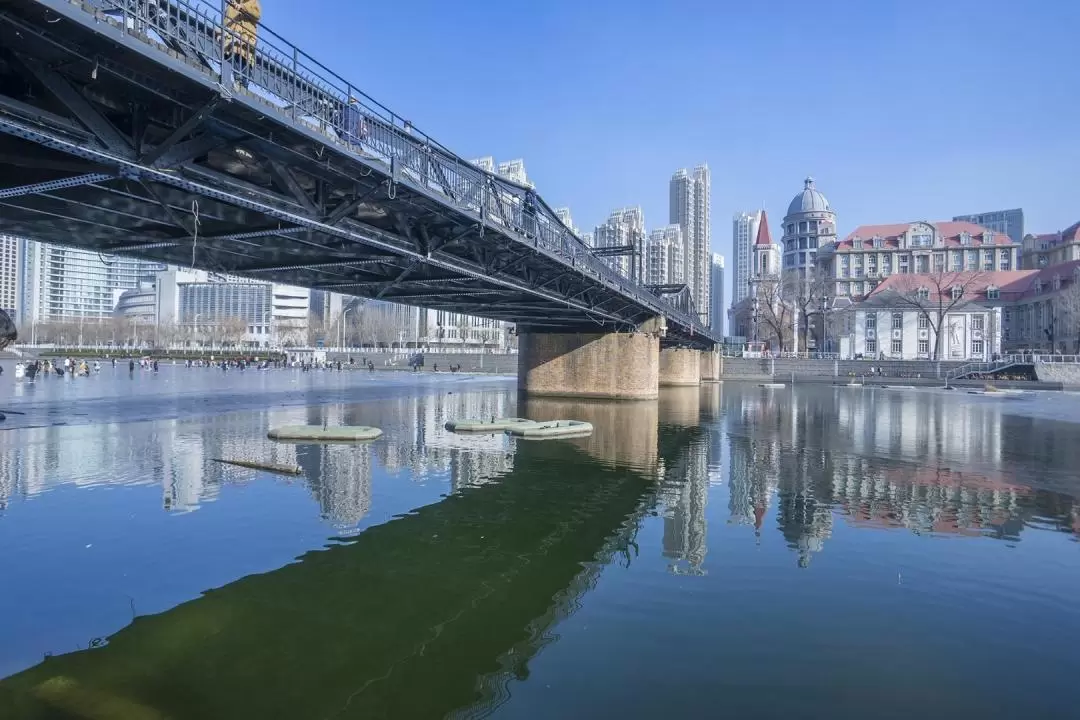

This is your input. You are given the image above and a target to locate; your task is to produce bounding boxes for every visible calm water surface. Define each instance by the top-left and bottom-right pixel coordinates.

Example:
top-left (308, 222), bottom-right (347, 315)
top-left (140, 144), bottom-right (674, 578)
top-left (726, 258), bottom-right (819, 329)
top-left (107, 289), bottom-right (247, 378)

top-left (1, 368), bottom-right (1079, 719)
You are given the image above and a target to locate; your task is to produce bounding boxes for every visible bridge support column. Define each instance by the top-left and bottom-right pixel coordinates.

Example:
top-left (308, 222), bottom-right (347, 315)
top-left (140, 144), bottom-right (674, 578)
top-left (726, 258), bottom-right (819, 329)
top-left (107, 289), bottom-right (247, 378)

top-left (699, 350), bottom-right (721, 383)
top-left (658, 348), bottom-right (701, 386)
top-left (517, 330), bottom-right (659, 400)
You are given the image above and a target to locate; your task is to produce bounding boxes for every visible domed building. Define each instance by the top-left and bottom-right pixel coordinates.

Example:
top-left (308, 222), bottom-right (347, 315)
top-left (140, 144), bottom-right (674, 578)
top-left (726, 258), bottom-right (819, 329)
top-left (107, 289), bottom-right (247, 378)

top-left (781, 177), bottom-right (837, 277)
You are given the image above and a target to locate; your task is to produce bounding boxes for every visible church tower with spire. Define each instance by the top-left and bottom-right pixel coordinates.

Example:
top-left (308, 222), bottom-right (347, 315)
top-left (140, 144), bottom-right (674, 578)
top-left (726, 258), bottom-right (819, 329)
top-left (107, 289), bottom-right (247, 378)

top-left (752, 210), bottom-right (781, 279)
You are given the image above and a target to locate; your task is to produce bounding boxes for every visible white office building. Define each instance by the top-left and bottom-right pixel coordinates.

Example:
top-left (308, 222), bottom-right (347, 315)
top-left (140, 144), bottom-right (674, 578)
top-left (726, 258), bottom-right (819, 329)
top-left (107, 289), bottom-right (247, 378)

top-left (553, 207), bottom-right (583, 238)
top-left (414, 307), bottom-right (506, 349)
top-left (847, 279), bottom-right (1003, 361)
top-left (497, 159), bottom-right (531, 187)
top-left (731, 211), bottom-right (762, 305)
top-left (645, 225), bottom-right (684, 286)
top-left (594, 206), bottom-right (646, 282)
top-left (670, 165), bottom-right (712, 323)
top-left (18, 240), bottom-right (163, 326)
top-left (471, 156), bottom-right (534, 188)
top-left (125, 267), bottom-right (311, 346)
top-left (953, 208), bottom-right (1024, 247)
top-left (709, 253), bottom-right (725, 337)
top-left (0, 235), bottom-right (20, 317)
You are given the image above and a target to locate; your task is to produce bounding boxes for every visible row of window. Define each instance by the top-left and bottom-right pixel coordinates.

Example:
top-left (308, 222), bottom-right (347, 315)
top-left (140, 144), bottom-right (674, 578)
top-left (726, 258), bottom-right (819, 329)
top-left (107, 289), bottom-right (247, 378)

top-left (785, 221), bottom-right (828, 235)
top-left (841, 249), bottom-right (1013, 262)
top-left (784, 251), bottom-right (815, 267)
top-left (867, 313), bottom-right (984, 331)
top-left (865, 338), bottom-right (985, 356)
top-left (784, 237), bottom-right (820, 251)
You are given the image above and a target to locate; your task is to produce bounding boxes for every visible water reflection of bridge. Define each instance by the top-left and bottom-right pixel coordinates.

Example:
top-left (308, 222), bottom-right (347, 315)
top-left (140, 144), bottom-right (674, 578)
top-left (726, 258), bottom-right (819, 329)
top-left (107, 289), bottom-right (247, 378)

top-left (0, 396), bottom-right (707, 718)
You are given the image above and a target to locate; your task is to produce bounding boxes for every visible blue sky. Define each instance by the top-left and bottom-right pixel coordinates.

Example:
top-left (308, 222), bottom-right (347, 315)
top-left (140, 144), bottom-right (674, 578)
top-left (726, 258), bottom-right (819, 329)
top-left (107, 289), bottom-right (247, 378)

top-left (265, 0), bottom-right (1077, 307)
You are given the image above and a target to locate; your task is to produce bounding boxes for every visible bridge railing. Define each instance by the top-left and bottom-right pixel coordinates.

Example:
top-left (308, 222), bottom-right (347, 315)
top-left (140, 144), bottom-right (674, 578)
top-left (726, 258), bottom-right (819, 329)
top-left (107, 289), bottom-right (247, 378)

top-left (73, 0), bottom-right (710, 338)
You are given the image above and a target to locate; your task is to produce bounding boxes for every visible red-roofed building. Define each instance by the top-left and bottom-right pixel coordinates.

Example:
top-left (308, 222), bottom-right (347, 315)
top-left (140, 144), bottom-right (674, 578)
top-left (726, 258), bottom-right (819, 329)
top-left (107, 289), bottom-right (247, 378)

top-left (817, 220), bottom-right (1020, 299)
top-left (843, 260), bottom-right (1080, 359)
top-left (1020, 220), bottom-right (1080, 269)
top-left (752, 210), bottom-right (780, 275)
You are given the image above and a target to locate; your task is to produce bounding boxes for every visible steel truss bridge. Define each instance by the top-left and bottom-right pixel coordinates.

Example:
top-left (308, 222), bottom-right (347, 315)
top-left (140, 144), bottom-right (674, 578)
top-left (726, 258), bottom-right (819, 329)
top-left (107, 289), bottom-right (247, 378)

top-left (0, 0), bottom-right (716, 348)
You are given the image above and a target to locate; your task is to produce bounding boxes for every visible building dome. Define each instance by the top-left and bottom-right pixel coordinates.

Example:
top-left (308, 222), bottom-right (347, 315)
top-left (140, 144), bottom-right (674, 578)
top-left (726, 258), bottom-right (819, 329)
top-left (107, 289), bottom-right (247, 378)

top-left (786, 176), bottom-right (831, 216)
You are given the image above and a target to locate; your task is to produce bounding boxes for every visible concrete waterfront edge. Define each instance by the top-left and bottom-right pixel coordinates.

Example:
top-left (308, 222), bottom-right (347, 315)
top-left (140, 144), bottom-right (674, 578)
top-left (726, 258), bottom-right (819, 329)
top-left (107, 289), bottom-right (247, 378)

top-left (720, 357), bottom-right (966, 380)
top-left (717, 356), bottom-right (1070, 390)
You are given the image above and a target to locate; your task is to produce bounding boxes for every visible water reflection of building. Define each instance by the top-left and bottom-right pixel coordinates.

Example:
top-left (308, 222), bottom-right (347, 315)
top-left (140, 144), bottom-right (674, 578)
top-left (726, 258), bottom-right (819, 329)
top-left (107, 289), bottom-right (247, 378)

top-left (831, 461), bottom-right (1030, 539)
top-left (726, 390), bottom-right (782, 533)
top-left (724, 385), bottom-right (1080, 565)
top-left (776, 447), bottom-right (834, 568)
top-left (660, 436), bottom-right (709, 574)
top-left (0, 389), bottom-right (518, 530)
top-left (342, 390), bottom-right (515, 491)
top-left (654, 388), bottom-right (710, 574)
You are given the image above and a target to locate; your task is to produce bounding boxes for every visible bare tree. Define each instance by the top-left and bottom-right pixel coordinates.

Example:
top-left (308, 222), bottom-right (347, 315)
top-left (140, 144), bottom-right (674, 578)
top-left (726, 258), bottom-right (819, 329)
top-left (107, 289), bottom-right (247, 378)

top-left (347, 304), bottom-right (400, 347)
top-left (1053, 275), bottom-right (1080, 353)
top-left (456, 314), bottom-right (472, 346)
top-left (885, 269), bottom-right (987, 360)
top-left (156, 321), bottom-right (180, 348)
top-left (787, 269), bottom-right (830, 352)
top-left (307, 312), bottom-right (327, 346)
top-left (218, 317), bottom-right (248, 348)
top-left (756, 274), bottom-right (794, 352)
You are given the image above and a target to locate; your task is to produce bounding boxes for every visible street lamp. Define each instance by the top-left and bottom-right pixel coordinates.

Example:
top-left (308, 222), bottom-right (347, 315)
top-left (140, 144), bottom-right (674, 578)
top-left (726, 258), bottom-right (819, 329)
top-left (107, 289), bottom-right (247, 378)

top-left (340, 307), bottom-right (352, 351)
top-left (749, 278), bottom-right (760, 343)
top-left (819, 294), bottom-right (828, 355)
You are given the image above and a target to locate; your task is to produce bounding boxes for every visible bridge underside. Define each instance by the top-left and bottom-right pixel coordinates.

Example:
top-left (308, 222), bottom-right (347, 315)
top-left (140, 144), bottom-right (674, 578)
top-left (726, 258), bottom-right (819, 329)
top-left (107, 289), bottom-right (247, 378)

top-left (0, 0), bottom-right (715, 348)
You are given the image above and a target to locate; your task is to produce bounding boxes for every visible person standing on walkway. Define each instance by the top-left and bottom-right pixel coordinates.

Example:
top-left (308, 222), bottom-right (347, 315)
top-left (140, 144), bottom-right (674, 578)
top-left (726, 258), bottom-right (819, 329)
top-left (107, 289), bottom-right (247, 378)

top-left (222, 0), bottom-right (261, 89)
top-left (343, 97), bottom-right (369, 150)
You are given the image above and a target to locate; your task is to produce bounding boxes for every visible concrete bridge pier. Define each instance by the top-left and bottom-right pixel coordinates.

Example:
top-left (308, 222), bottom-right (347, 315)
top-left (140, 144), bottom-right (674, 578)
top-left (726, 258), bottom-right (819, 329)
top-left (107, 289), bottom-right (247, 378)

top-left (659, 348), bottom-right (701, 387)
top-left (699, 350), bottom-right (721, 383)
top-left (517, 319), bottom-right (664, 400)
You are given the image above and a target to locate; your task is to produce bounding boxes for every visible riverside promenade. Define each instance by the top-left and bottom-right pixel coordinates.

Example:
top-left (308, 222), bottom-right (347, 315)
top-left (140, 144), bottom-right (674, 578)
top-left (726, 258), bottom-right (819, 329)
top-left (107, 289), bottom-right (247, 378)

top-left (718, 356), bottom-right (1080, 389)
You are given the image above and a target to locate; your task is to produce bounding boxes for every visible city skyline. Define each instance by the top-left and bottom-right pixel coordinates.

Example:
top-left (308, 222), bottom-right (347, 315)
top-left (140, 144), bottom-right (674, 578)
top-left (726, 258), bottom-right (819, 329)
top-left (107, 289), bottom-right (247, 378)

top-left (259, 1), bottom-right (1073, 326)
top-left (5, 2), bottom-right (1054, 344)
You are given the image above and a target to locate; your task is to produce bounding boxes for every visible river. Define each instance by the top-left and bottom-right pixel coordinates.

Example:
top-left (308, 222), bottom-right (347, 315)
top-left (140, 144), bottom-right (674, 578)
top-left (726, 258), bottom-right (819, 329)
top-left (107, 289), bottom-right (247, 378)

top-left (1, 367), bottom-right (1078, 718)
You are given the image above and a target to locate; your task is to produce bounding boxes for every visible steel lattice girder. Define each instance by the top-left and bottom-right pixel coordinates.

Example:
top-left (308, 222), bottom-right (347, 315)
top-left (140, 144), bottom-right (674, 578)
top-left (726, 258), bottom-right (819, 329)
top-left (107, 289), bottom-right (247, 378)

top-left (0, 0), bottom-right (717, 347)
top-left (0, 116), bottom-right (652, 330)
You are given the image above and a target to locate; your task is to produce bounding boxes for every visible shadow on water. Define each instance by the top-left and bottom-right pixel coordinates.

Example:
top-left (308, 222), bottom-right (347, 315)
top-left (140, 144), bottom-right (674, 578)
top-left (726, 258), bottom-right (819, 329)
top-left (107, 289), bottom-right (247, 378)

top-left (0, 396), bottom-right (703, 719)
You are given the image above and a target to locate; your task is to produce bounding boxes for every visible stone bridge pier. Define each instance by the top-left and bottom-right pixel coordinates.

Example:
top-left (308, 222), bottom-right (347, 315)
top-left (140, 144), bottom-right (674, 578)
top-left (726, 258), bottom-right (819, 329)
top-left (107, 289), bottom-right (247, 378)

top-left (659, 348), bottom-right (701, 387)
top-left (517, 319), bottom-right (718, 400)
